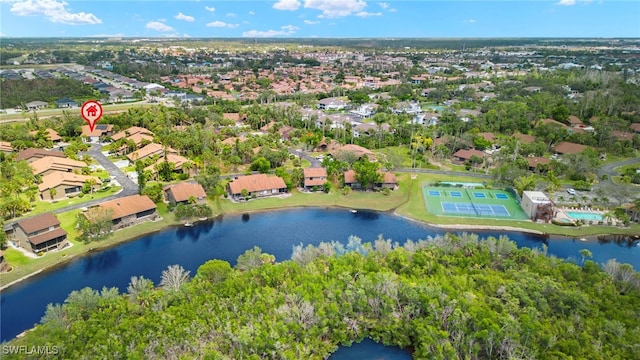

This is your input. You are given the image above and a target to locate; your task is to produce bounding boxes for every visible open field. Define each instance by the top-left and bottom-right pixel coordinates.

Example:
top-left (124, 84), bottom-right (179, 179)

top-left (0, 102), bottom-right (156, 123)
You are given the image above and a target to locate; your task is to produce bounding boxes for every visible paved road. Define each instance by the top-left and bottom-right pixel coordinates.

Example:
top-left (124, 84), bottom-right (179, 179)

top-left (597, 157), bottom-right (640, 189)
top-left (288, 148), bottom-right (321, 167)
top-left (84, 143), bottom-right (139, 196)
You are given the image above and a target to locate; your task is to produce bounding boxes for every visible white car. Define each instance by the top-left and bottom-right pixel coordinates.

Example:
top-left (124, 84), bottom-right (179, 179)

top-left (567, 188), bottom-right (576, 195)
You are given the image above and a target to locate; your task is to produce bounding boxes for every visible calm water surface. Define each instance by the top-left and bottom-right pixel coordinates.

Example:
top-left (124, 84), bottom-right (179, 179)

top-left (1, 208), bottom-right (639, 342)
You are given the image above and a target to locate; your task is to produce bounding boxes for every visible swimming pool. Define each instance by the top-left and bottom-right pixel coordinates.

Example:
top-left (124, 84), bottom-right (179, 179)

top-left (565, 211), bottom-right (604, 221)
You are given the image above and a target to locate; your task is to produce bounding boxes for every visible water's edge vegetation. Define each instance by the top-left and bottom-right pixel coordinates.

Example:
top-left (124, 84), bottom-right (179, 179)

top-left (6, 233), bottom-right (640, 359)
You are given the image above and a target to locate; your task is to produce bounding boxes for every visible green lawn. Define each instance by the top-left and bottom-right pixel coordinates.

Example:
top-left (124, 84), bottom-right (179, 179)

top-left (16, 186), bottom-right (122, 219)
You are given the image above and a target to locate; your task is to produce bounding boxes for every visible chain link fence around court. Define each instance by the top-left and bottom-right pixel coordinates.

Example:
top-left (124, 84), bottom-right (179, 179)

top-left (422, 185), bottom-right (529, 220)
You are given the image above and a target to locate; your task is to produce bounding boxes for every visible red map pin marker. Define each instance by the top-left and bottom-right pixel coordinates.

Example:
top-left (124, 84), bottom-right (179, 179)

top-left (81, 100), bottom-right (103, 132)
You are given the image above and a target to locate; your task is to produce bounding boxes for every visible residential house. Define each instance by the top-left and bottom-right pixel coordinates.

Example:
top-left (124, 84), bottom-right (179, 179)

top-left (227, 174), bottom-right (287, 200)
top-left (526, 157), bottom-right (551, 172)
top-left (343, 170), bottom-right (398, 190)
top-left (512, 133), bottom-right (537, 145)
top-left (553, 141), bottom-right (587, 155)
top-left (29, 128), bottom-right (62, 143)
top-left (164, 182), bottom-right (207, 206)
top-left (330, 144), bottom-right (376, 160)
top-left (13, 212), bottom-right (68, 254)
top-left (317, 97), bottom-right (348, 111)
top-left (25, 101), bottom-right (48, 111)
top-left (30, 156), bottom-right (87, 176)
top-left (88, 194), bottom-right (158, 230)
top-left (349, 103), bottom-right (377, 119)
top-left (630, 123), bottom-right (640, 133)
top-left (0, 141), bottom-right (13, 153)
top-left (111, 126), bottom-right (155, 142)
top-left (452, 149), bottom-right (485, 164)
top-left (611, 130), bottom-right (635, 142)
top-left (144, 153), bottom-right (195, 178)
top-left (16, 148), bottom-right (66, 163)
top-left (303, 167), bottom-right (328, 190)
top-left (38, 172), bottom-right (102, 201)
top-left (393, 101), bottom-right (422, 115)
top-left (127, 143), bottom-right (178, 162)
top-left (55, 97), bottom-right (78, 108)
top-left (82, 124), bottom-right (114, 143)
top-left (567, 115), bottom-right (583, 128)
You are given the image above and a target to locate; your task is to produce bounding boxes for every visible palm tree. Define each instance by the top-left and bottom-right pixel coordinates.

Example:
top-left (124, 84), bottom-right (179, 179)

top-left (182, 161), bottom-right (194, 177)
top-left (48, 188), bottom-right (57, 201)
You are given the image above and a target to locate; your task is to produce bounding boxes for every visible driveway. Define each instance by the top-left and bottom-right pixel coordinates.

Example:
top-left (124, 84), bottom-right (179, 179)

top-left (288, 148), bottom-right (321, 167)
top-left (83, 143), bottom-right (139, 196)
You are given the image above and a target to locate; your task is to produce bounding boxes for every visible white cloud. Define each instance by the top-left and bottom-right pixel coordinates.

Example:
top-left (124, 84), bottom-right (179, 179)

top-left (206, 20), bottom-right (239, 29)
top-left (379, 2), bottom-right (389, 9)
top-left (273, 0), bottom-right (301, 11)
top-left (249, 11), bottom-right (255, 15)
top-left (466, 19), bottom-right (476, 23)
top-left (304, 0), bottom-right (367, 18)
top-left (356, 11), bottom-right (382, 17)
top-left (175, 12), bottom-right (195, 22)
top-left (557, 0), bottom-right (576, 5)
top-left (388, 8), bottom-right (397, 12)
top-left (242, 24), bottom-right (299, 37)
top-left (205, 6), bottom-right (215, 12)
top-left (304, 19), bottom-right (320, 24)
top-left (226, 12), bottom-right (236, 17)
top-left (146, 21), bottom-right (174, 32)
top-left (10, 0), bottom-right (102, 25)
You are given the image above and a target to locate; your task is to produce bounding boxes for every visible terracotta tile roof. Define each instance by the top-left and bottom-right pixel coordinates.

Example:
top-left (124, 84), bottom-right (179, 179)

top-left (144, 153), bottom-right (191, 173)
top-left (16, 212), bottom-right (60, 235)
top-left (111, 126), bottom-right (155, 141)
top-left (568, 115), bottom-right (583, 125)
top-left (30, 156), bottom-right (87, 176)
top-left (96, 194), bottom-right (157, 220)
top-left (553, 141), bottom-right (587, 154)
top-left (125, 133), bottom-right (154, 147)
top-left (17, 148), bottom-right (66, 162)
top-left (453, 149), bottom-right (485, 160)
top-left (38, 172), bottom-right (102, 192)
top-left (81, 124), bottom-right (113, 137)
top-left (29, 128), bottom-right (62, 142)
top-left (512, 133), bottom-right (537, 144)
top-left (477, 132), bottom-right (495, 142)
top-left (127, 143), bottom-right (178, 162)
top-left (0, 141), bottom-right (13, 152)
top-left (28, 227), bottom-right (67, 245)
top-left (381, 171), bottom-right (397, 184)
top-left (164, 182), bottom-right (207, 203)
top-left (303, 167), bottom-right (327, 178)
top-left (228, 174), bottom-right (287, 195)
top-left (344, 169), bottom-right (357, 184)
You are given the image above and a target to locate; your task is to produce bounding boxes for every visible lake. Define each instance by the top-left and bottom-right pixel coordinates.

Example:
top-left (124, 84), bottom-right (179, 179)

top-left (1, 208), bottom-right (639, 342)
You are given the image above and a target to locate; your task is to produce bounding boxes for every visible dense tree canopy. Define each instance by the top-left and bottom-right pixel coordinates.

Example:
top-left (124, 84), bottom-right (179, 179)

top-left (8, 233), bottom-right (640, 359)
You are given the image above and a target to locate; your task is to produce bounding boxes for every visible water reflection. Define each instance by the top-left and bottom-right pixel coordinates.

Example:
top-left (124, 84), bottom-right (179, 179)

top-left (83, 249), bottom-right (121, 275)
top-left (352, 210), bottom-right (379, 220)
top-left (597, 234), bottom-right (640, 248)
top-left (329, 338), bottom-right (411, 360)
top-left (242, 213), bottom-right (250, 222)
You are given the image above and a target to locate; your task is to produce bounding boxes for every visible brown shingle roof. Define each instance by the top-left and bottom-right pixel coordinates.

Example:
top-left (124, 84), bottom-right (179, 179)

top-left (512, 133), bottom-right (537, 144)
top-left (303, 167), bottom-right (327, 178)
top-left (127, 143), bottom-right (178, 162)
top-left (630, 123), bottom-right (640, 133)
top-left (567, 115), bottom-right (583, 125)
top-left (553, 141), bottom-right (587, 154)
top-left (611, 130), bottom-right (634, 141)
top-left (30, 156), bottom-right (87, 176)
top-left (16, 212), bottom-right (60, 235)
top-left (16, 148), bottom-right (66, 162)
top-left (28, 227), bottom-right (67, 245)
top-left (81, 124), bottom-right (113, 137)
top-left (97, 194), bottom-right (157, 220)
top-left (164, 182), bottom-right (207, 203)
top-left (526, 157), bottom-right (551, 168)
top-left (29, 128), bottom-right (62, 142)
top-left (453, 149), bottom-right (485, 160)
top-left (380, 171), bottom-right (397, 184)
top-left (0, 141), bottom-right (13, 152)
top-left (330, 144), bottom-right (375, 160)
top-left (344, 169), bottom-right (357, 184)
top-left (228, 174), bottom-right (287, 195)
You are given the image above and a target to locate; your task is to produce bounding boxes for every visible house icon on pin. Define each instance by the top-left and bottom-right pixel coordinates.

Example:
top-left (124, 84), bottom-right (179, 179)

top-left (86, 105), bottom-right (98, 117)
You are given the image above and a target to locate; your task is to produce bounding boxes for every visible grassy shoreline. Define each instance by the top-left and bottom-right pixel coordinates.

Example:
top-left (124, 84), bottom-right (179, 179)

top-left (1, 173), bottom-right (638, 289)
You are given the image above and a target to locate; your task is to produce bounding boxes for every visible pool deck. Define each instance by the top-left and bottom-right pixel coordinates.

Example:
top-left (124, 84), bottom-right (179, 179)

top-left (554, 207), bottom-right (612, 225)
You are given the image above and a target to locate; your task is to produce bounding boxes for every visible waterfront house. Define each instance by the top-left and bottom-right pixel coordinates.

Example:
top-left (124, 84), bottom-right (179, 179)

top-left (88, 194), bottom-right (158, 230)
top-left (227, 174), bottom-right (287, 201)
top-left (164, 182), bottom-right (207, 205)
top-left (13, 212), bottom-right (68, 254)
top-left (303, 167), bottom-right (328, 190)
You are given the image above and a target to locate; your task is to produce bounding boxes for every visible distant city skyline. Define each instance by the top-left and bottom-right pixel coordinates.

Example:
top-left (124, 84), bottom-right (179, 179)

top-left (0, 0), bottom-right (639, 38)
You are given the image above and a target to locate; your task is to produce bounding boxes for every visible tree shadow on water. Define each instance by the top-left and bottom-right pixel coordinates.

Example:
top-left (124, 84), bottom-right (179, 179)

top-left (83, 249), bottom-right (122, 275)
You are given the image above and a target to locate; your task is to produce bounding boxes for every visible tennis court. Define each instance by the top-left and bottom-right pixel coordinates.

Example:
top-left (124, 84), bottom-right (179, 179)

top-left (422, 186), bottom-right (529, 220)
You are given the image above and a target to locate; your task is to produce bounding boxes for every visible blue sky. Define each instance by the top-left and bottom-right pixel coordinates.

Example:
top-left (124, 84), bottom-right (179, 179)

top-left (1, 1), bottom-right (638, 38)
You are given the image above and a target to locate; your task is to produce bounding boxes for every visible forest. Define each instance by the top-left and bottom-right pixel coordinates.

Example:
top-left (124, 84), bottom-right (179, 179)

top-left (0, 78), bottom-right (97, 109)
top-left (7, 233), bottom-right (640, 359)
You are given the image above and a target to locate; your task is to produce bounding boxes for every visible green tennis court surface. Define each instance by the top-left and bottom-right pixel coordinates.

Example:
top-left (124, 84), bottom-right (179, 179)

top-left (422, 186), bottom-right (529, 220)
